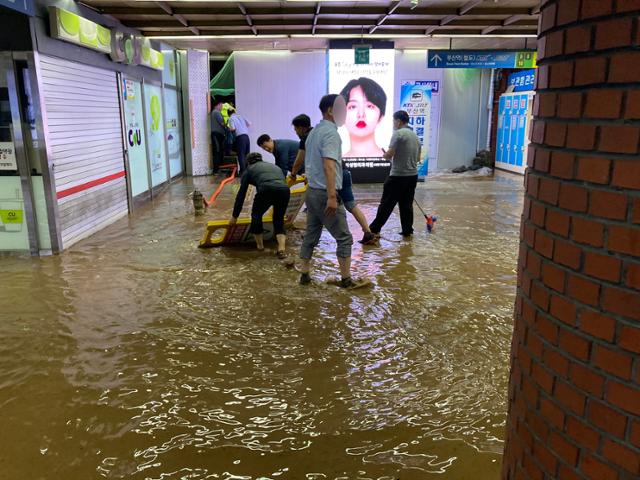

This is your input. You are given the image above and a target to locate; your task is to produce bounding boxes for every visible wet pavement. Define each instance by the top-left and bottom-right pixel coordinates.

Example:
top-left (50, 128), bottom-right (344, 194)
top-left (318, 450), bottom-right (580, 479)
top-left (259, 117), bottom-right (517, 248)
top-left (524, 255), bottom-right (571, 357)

top-left (0, 170), bottom-right (524, 479)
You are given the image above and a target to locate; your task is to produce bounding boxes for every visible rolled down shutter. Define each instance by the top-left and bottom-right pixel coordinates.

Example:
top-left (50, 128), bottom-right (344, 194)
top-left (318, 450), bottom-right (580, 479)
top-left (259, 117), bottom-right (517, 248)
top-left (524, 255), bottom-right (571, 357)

top-left (39, 55), bottom-right (128, 249)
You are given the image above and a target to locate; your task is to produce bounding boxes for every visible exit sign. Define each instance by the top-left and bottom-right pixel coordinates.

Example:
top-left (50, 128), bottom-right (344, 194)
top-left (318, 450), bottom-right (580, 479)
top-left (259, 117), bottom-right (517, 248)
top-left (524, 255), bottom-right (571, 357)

top-left (354, 45), bottom-right (370, 65)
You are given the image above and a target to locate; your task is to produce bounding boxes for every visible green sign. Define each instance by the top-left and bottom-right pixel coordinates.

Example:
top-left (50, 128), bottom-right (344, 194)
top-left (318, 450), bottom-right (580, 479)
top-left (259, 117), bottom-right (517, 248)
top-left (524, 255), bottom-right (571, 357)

top-left (0, 209), bottom-right (23, 224)
top-left (49, 7), bottom-right (164, 71)
top-left (515, 51), bottom-right (537, 69)
top-left (354, 46), bottom-right (370, 65)
top-left (49, 7), bottom-right (111, 54)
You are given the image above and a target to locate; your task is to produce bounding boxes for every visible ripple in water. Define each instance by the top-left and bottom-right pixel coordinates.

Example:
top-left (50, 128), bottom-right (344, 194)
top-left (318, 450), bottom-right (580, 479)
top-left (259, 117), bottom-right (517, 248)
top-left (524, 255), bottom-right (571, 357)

top-left (0, 173), bottom-right (523, 479)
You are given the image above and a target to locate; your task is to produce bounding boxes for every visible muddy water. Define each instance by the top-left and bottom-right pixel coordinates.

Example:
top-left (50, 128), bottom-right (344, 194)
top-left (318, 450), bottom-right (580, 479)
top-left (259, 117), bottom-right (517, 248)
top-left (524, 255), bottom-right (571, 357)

top-left (0, 171), bottom-right (523, 480)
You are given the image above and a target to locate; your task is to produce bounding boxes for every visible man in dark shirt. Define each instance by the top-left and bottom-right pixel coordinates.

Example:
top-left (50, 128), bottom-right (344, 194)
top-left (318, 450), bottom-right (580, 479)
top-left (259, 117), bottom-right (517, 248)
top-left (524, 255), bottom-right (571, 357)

top-left (369, 110), bottom-right (421, 238)
top-left (230, 152), bottom-right (291, 257)
top-left (257, 134), bottom-right (300, 176)
top-left (210, 100), bottom-right (226, 172)
top-left (289, 113), bottom-right (313, 180)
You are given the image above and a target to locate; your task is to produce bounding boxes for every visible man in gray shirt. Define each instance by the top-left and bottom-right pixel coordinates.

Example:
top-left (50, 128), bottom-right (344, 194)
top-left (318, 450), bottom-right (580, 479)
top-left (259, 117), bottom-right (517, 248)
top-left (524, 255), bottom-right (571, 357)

top-left (369, 110), bottom-right (421, 238)
top-left (299, 94), bottom-right (363, 288)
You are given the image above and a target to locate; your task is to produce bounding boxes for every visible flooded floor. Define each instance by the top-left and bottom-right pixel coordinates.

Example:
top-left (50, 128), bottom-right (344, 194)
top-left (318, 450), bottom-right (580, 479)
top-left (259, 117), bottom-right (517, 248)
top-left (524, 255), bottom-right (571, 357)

top-left (0, 170), bottom-right (524, 480)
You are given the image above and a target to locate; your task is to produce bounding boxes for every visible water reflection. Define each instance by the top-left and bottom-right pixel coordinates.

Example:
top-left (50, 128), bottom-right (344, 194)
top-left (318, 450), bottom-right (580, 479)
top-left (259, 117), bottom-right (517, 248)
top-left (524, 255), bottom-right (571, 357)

top-left (0, 171), bottom-right (523, 479)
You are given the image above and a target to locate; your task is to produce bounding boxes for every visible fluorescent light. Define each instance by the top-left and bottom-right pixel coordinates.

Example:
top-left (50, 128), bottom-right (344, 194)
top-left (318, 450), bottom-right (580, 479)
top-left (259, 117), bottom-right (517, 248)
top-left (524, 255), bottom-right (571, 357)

top-left (148, 33), bottom-right (536, 40)
top-left (147, 34), bottom-right (290, 40)
top-left (432, 34), bottom-right (537, 38)
top-left (291, 34), bottom-right (425, 39)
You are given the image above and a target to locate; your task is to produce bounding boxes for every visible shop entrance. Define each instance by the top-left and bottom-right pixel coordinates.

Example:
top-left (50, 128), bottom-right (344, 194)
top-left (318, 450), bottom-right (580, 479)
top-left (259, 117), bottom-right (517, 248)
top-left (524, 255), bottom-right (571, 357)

top-left (0, 53), bottom-right (52, 255)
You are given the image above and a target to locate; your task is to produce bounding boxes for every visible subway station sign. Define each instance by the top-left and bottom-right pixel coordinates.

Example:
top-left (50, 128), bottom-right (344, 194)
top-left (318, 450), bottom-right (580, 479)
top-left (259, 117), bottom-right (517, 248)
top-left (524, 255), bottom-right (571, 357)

top-left (428, 50), bottom-right (537, 69)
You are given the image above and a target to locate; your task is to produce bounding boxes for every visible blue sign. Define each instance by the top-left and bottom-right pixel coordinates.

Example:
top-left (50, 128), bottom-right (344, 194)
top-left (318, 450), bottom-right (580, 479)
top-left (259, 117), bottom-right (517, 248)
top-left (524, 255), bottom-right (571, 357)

top-left (427, 50), bottom-right (537, 69)
top-left (400, 81), bottom-right (439, 176)
top-left (0, 0), bottom-right (35, 16)
top-left (508, 69), bottom-right (536, 92)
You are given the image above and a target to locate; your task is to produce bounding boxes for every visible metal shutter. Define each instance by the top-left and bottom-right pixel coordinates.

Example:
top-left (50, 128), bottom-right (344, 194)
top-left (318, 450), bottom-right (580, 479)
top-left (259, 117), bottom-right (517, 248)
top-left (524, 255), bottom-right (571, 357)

top-left (39, 55), bottom-right (128, 249)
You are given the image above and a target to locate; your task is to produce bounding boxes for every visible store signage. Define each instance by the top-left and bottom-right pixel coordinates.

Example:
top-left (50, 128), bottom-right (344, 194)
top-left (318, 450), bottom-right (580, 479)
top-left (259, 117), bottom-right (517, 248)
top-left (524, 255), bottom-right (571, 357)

top-left (354, 45), bottom-right (370, 65)
top-left (427, 50), bottom-right (537, 69)
top-left (49, 7), bottom-right (112, 54)
top-left (110, 32), bottom-right (164, 70)
top-left (0, 0), bottom-right (35, 16)
top-left (49, 7), bottom-right (163, 71)
top-left (0, 209), bottom-right (23, 224)
top-left (0, 142), bottom-right (17, 170)
top-left (508, 69), bottom-right (536, 92)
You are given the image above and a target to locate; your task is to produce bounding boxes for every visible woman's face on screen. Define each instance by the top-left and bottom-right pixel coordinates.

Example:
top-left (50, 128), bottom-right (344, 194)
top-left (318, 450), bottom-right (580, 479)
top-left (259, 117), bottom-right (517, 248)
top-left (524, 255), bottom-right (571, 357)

top-left (344, 85), bottom-right (382, 138)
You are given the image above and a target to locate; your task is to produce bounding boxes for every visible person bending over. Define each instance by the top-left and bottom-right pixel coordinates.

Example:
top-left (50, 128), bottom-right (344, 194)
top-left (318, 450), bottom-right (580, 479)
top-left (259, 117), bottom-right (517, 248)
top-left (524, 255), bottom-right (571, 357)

top-left (369, 110), bottom-right (421, 238)
top-left (257, 134), bottom-right (300, 177)
top-left (230, 152), bottom-right (290, 258)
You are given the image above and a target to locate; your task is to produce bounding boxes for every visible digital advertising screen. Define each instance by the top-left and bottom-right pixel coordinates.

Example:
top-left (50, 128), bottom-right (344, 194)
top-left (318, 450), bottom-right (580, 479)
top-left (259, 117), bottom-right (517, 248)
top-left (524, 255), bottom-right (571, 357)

top-left (328, 48), bottom-right (395, 182)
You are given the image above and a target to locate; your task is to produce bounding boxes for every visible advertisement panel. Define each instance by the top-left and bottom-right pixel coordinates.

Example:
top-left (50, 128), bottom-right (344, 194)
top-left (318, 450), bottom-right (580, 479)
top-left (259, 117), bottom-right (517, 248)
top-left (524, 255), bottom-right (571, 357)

top-left (143, 83), bottom-right (168, 187)
top-left (399, 80), bottom-right (441, 176)
top-left (328, 48), bottom-right (395, 182)
top-left (122, 79), bottom-right (149, 196)
top-left (164, 88), bottom-right (183, 177)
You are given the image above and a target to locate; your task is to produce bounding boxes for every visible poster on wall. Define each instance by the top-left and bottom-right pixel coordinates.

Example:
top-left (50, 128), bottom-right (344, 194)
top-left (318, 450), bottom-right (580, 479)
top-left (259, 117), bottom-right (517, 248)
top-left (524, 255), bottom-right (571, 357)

top-left (122, 79), bottom-right (149, 197)
top-left (328, 48), bottom-right (395, 182)
top-left (399, 80), bottom-right (441, 176)
top-left (164, 89), bottom-right (183, 177)
top-left (143, 83), bottom-right (168, 187)
top-left (162, 50), bottom-right (177, 87)
top-left (0, 142), bottom-right (17, 170)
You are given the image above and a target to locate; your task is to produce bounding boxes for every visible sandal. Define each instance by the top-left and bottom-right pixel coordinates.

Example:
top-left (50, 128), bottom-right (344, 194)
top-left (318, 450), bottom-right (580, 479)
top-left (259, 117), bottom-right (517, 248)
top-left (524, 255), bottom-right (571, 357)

top-left (276, 250), bottom-right (287, 260)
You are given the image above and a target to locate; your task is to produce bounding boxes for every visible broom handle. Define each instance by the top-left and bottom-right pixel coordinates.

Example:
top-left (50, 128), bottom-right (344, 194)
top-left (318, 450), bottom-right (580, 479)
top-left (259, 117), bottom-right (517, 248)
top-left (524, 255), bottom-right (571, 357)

top-left (413, 198), bottom-right (428, 218)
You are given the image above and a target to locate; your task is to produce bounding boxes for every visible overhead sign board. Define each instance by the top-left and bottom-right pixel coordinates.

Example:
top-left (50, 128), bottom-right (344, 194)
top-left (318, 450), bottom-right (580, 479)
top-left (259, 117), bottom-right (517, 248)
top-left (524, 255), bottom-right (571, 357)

top-left (0, 0), bottom-right (34, 16)
top-left (428, 50), bottom-right (537, 69)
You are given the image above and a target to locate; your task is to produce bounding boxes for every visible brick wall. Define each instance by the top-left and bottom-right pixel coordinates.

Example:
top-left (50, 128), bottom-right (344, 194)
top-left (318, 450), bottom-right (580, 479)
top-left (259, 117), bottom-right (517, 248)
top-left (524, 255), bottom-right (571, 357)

top-left (503, 1), bottom-right (640, 479)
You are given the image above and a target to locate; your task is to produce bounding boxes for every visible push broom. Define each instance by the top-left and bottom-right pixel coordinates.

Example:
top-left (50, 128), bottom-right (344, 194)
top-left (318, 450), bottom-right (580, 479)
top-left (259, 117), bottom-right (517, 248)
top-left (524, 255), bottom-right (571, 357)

top-left (413, 199), bottom-right (437, 233)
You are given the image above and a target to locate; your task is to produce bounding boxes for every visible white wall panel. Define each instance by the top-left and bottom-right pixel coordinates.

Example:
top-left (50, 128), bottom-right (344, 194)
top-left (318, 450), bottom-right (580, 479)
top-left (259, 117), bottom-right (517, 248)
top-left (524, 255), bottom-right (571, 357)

top-left (438, 69), bottom-right (491, 170)
top-left (39, 55), bottom-right (128, 249)
top-left (234, 51), bottom-right (327, 165)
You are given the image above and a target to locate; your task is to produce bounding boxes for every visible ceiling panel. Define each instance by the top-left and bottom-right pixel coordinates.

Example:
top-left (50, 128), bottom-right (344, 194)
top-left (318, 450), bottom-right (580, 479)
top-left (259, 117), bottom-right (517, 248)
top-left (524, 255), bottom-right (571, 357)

top-left (78, 0), bottom-right (540, 52)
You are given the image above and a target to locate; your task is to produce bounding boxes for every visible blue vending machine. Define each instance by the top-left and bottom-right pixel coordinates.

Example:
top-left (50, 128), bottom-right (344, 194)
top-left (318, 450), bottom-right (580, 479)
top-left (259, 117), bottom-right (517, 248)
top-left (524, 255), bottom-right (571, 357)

top-left (497, 96), bottom-right (506, 164)
top-left (495, 70), bottom-right (536, 175)
top-left (503, 96), bottom-right (513, 165)
top-left (495, 92), bottom-right (531, 175)
top-left (509, 94), bottom-right (520, 165)
top-left (516, 95), bottom-right (529, 167)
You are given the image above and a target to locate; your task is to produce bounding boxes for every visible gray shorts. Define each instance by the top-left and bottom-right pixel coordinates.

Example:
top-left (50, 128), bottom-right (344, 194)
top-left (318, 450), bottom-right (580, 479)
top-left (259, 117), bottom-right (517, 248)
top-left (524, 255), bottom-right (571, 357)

top-left (343, 200), bottom-right (357, 213)
top-left (300, 188), bottom-right (353, 260)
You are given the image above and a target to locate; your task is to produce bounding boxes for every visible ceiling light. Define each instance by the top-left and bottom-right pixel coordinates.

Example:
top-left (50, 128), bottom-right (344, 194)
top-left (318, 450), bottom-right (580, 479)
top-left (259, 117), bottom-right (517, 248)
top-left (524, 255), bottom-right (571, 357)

top-left (432, 34), bottom-right (537, 38)
top-left (147, 34), bottom-right (290, 40)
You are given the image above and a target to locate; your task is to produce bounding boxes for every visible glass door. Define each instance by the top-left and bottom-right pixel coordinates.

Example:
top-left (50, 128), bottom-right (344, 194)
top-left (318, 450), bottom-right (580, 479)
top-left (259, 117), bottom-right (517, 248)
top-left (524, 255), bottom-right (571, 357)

top-left (0, 55), bottom-right (37, 253)
top-left (142, 81), bottom-right (169, 188)
top-left (121, 76), bottom-right (151, 198)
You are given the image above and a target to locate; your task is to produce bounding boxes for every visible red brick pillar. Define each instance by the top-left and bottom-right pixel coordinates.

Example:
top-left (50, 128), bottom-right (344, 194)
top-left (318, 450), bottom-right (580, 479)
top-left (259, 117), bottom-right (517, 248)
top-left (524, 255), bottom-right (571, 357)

top-left (503, 1), bottom-right (640, 479)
